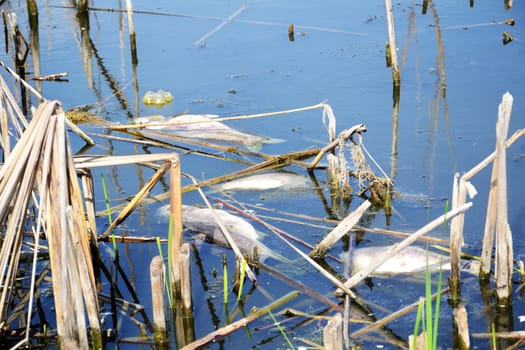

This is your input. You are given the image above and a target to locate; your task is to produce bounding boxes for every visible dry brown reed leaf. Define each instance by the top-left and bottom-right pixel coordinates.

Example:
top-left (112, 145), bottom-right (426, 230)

top-left (100, 161), bottom-right (171, 239)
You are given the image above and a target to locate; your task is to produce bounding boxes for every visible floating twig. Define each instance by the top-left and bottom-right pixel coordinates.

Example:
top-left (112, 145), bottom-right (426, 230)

top-left (310, 200), bottom-right (371, 259)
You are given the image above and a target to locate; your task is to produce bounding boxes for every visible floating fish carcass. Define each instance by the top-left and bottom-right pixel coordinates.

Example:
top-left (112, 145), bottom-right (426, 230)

top-left (134, 114), bottom-right (283, 151)
top-left (157, 204), bottom-right (284, 262)
top-left (215, 172), bottom-right (310, 192)
top-left (346, 246), bottom-right (480, 276)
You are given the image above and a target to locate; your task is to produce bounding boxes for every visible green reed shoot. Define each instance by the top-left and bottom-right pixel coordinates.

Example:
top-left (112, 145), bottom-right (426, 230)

top-left (237, 258), bottom-right (247, 302)
top-left (156, 236), bottom-right (173, 308)
top-left (166, 214), bottom-right (175, 305)
top-left (491, 322), bottom-right (496, 350)
top-left (223, 254), bottom-right (229, 305)
top-left (101, 174), bottom-right (118, 260)
top-left (268, 310), bottom-right (295, 349)
top-left (414, 201), bottom-right (449, 350)
top-left (412, 297), bottom-right (424, 349)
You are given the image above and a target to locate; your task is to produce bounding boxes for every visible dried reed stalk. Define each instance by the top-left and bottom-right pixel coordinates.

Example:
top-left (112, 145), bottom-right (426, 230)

top-left (150, 255), bottom-right (167, 343)
top-left (179, 243), bottom-right (192, 310)
top-left (385, 0), bottom-right (400, 87)
top-left (308, 123), bottom-right (367, 169)
top-left (169, 157), bottom-right (183, 285)
top-left (0, 100), bottom-right (101, 348)
top-left (323, 313), bottom-right (343, 350)
top-left (100, 161), bottom-right (171, 238)
top-left (42, 102), bottom-right (102, 348)
top-left (453, 306), bottom-right (470, 349)
top-left (494, 92), bottom-right (513, 302)
top-left (449, 172), bottom-right (475, 299)
top-left (111, 101), bottom-right (327, 131)
top-left (310, 200), bottom-right (371, 259)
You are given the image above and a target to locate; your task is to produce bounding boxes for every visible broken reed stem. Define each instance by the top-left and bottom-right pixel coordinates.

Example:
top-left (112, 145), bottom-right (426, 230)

top-left (480, 150), bottom-right (499, 278)
top-left (125, 0), bottom-right (135, 36)
top-left (179, 243), bottom-right (192, 310)
top-left (449, 174), bottom-right (471, 301)
top-left (310, 200), bottom-right (371, 259)
top-left (339, 202), bottom-right (472, 292)
top-left (471, 331), bottom-right (525, 339)
top-left (169, 156), bottom-right (183, 286)
top-left (150, 255), bottom-right (167, 343)
top-left (180, 291), bottom-right (300, 350)
top-left (494, 92), bottom-right (513, 303)
top-left (453, 306), bottom-right (470, 349)
top-left (385, 0), bottom-right (400, 87)
top-left (323, 313), bottom-right (343, 350)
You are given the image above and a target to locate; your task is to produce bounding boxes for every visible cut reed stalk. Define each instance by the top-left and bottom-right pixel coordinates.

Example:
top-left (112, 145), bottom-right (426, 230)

top-left (169, 156), bottom-right (183, 286)
top-left (385, 0), bottom-right (401, 87)
top-left (150, 255), bottom-right (167, 343)
top-left (453, 306), bottom-right (470, 349)
top-left (323, 313), bottom-right (343, 350)
top-left (179, 243), bottom-right (192, 310)
top-left (494, 92), bottom-right (513, 303)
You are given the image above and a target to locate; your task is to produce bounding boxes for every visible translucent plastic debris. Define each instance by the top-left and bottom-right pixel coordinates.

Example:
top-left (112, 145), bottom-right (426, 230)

top-left (142, 89), bottom-right (173, 106)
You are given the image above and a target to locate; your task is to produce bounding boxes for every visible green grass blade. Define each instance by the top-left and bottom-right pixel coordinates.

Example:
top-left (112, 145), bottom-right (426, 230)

top-left (237, 258), bottom-right (247, 302)
top-left (167, 214), bottom-right (174, 307)
top-left (101, 174), bottom-right (118, 259)
top-left (268, 310), bottom-right (295, 350)
top-left (223, 254), bottom-right (229, 305)
top-left (156, 237), bottom-right (173, 308)
top-left (413, 297), bottom-right (424, 349)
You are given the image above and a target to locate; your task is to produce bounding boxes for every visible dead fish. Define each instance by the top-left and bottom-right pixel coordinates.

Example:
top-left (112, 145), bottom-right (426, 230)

top-left (215, 172), bottom-right (310, 192)
top-left (345, 246), bottom-right (480, 276)
top-left (134, 114), bottom-right (284, 151)
top-left (157, 204), bottom-right (284, 262)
